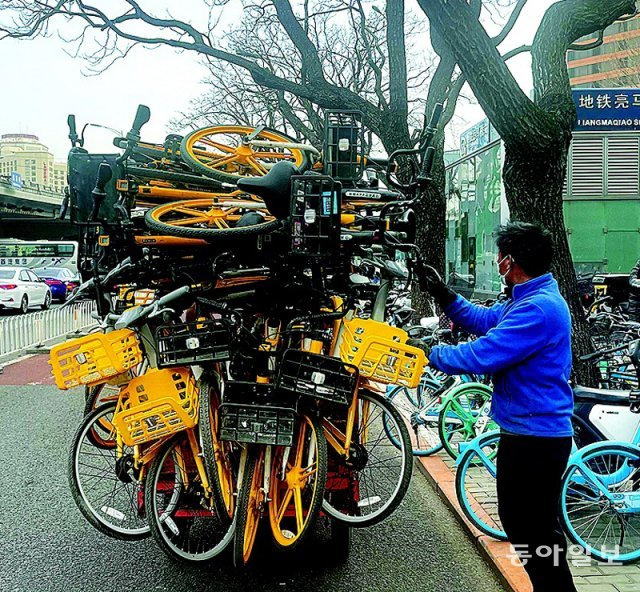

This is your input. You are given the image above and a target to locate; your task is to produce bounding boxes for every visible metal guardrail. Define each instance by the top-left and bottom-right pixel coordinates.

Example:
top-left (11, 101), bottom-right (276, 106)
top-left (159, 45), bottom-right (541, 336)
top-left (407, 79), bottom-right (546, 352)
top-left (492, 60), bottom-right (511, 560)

top-left (0, 301), bottom-right (96, 357)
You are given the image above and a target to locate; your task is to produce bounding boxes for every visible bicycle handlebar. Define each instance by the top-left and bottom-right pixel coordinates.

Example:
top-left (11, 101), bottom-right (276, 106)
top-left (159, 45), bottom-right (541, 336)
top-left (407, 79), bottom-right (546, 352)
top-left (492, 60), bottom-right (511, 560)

top-left (67, 114), bottom-right (80, 147)
top-left (341, 229), bottom-right (407, 245)
top-left (385, 102), bottom-right (444, 194)
top-left (129, 105), bottom-right (151, 141)
top-left (63, 257), bottom-right (136, 308)
top-left (580, 339), bottom-right (638, 361)
top-left (115, 285), bottom-right (191, 330)
top-left (89, 162), bottom-right (113, 222)
top-left (417, 103), bottom-right (444, 187)
top-left (116, 104), bottom-right (151, 165)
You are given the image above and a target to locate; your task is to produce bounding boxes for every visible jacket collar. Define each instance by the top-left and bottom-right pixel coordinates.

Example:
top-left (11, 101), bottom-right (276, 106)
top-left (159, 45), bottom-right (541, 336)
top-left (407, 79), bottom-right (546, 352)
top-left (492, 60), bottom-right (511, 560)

top-left (511, 273), bottom-right (555, 301)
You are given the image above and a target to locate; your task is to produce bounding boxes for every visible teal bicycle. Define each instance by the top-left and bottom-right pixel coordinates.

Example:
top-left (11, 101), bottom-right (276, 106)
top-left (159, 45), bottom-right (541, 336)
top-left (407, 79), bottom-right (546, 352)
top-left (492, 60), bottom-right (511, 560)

top-left (386, 372), bottom-right (494, 458)
top-left (455, 341), bottom-right (640, 563)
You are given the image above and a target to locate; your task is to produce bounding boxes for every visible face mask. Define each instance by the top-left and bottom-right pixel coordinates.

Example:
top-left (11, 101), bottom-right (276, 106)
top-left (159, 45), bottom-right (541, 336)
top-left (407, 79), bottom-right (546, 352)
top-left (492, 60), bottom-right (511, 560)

top-left (497, 254), bottom-right (513, 286)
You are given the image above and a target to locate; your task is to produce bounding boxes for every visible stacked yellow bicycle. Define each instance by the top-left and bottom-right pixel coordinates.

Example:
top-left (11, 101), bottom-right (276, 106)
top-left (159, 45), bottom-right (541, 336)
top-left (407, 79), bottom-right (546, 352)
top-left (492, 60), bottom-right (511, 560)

top-left (49, 286), bottom-right (423, 566)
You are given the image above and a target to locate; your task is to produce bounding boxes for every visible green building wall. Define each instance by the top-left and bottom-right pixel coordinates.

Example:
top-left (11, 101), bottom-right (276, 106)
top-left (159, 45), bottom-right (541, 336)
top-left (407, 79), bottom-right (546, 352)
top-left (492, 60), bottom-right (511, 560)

top-left (445, 133), bottom-right (640, 296)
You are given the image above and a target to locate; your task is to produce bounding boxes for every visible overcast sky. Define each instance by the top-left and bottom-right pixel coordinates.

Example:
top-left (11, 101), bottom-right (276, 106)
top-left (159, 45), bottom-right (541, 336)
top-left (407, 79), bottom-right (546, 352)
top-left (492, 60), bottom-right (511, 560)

top-left (0, 0), bottom-right (556, 159)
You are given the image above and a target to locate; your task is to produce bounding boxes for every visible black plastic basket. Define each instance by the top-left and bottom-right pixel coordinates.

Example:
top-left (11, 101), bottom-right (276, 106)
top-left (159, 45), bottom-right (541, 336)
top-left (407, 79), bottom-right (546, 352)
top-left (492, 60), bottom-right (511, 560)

top-left (155, 319), bottom-right (231, 367)
top-left (219, 381), bottom-right (295, 446)
top-left (276, 349), bottom-right (359, 406)
top-left (289, 175), bottom-right (341, 257)
top-left (323, 110), bottom-right (364, 182)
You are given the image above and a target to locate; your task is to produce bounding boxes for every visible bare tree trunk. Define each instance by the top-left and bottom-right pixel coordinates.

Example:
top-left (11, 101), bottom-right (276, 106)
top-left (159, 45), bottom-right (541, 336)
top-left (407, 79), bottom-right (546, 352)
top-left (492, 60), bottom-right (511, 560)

top-left (378, 126), bottom-right (448, 319)
top-left (502, 135), bottom-right (595, 384)
top-left (413, 136), bottom-right (447, 317)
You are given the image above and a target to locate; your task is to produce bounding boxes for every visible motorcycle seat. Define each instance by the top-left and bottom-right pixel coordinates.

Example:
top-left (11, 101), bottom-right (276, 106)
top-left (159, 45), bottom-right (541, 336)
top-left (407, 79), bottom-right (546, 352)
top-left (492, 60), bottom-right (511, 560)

top-left (573, 385), bottom-right (630, 406)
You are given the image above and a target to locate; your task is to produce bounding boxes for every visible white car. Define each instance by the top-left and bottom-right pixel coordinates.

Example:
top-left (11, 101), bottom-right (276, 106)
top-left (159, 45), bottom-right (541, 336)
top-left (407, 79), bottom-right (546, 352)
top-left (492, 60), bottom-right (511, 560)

top-left (0, 267), bottom-right (52, 313)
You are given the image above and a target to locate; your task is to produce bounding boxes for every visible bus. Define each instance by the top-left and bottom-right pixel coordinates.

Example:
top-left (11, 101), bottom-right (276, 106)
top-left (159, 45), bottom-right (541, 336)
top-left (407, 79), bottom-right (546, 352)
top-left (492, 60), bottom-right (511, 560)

top-left (0, 240), bottom-right (79, 279)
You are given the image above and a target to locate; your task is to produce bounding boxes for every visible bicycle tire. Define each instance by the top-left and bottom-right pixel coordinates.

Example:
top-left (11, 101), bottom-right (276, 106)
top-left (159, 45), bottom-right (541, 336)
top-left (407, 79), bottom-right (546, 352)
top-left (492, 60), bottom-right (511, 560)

top-left (233, 447), bottom-right (265, 568)
top-left (199, 375), bottom-right (235, 526)
top-left (322, 389), bottom-right (412, 527)
top-left (125, 164), bottom-right (226, 190)
top-left (269, 412), bottom-right (328, 550)
top-left (454, 431), bottom-right (507, 541)
top-left (385, 382), bottom-right (444, 456)
top-left (145, 435), bottom-right (235, 563)
top-left (438, 382), bottom-right (494, 460)
top-left (68, 402), bottom-right (150, 541)
top-left (560, 442), bottom-right (640, 564)
top-left (144, 201), bottom-right (281, 241)
top-left (180, 125), bottom-right (311, 184)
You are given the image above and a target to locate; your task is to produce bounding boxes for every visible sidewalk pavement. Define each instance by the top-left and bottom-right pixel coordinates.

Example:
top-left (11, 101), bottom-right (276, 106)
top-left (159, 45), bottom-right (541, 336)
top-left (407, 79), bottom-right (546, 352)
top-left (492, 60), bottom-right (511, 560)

top-left (415, 451), bottom-right (640, 592)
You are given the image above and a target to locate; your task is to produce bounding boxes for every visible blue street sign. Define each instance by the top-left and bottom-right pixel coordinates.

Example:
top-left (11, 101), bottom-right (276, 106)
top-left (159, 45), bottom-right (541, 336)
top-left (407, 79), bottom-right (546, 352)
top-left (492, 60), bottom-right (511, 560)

top-left (573, 88), bottom-right (640, 131)
top-left (460, 119), bottom-right (498, 157)
top-left (10, 171), bottom-right (22, 189)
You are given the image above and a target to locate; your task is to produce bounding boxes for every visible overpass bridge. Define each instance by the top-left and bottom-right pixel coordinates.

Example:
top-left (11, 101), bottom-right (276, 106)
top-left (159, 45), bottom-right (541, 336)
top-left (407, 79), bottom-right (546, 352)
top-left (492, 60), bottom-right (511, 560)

top-left (0, 176), bottom-right (73, 240)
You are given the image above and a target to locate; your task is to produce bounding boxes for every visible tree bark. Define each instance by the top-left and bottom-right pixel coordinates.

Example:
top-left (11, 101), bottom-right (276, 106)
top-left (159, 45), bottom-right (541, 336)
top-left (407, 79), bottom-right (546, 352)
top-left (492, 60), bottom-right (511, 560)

top-left (413, 132), bottom-right (447, 317)
top-left (502, 136), bottom-right (594, 383)
top-left (418, 0), bottom-right (636, 385)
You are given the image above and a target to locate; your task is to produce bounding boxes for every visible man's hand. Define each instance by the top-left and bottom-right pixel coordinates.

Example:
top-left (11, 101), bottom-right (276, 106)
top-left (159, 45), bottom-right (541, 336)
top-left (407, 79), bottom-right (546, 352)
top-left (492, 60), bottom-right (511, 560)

top-left (419, 264), bottom-right (457, 309)
top-left (407, 338), bottom-right (431, 362)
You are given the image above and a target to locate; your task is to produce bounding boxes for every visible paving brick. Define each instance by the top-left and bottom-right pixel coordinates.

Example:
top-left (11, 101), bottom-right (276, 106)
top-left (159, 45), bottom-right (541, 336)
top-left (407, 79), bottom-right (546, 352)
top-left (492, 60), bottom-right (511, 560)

top-left (574, 586), bottom-right (621, 592)
top-left (412, 433), bottom-right (640, 592)
top-left (576, 575), bottom-right (633, 585)
top-left (571, 566), bottom-right (605, 576)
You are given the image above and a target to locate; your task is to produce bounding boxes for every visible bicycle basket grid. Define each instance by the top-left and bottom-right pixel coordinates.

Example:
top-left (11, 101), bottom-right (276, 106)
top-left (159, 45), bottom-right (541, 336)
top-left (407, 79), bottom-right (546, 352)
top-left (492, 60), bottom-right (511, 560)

top-left (49, 329), bottom-right (143, 390)
top-left (339, 318), bottom-right (426, 388)
top-left (289, 175), bottom-right (341, 257)
top-left (114, 286), bottom-right (156, 314)
top-left (276, 348), bottom-right (358, 406)
top-left (219, 381), bottom-right (295, 446)
top-left (155, 318), bottom-right (231, 367)
top-left (323, 110), bottom-right (364, 181)
top-left (112, 367), bottom-right (198, 446)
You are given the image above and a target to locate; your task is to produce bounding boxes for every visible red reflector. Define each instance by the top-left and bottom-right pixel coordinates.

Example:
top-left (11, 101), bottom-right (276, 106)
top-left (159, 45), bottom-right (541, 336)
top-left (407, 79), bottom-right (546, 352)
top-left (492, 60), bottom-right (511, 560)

top-left (0, 284), bottom-right (17, 289)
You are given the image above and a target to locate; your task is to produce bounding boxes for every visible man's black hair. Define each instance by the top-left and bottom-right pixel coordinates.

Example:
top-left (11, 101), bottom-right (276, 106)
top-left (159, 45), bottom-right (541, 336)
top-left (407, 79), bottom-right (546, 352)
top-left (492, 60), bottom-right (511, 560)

top-left (495, 221), bottom-right (553, 277)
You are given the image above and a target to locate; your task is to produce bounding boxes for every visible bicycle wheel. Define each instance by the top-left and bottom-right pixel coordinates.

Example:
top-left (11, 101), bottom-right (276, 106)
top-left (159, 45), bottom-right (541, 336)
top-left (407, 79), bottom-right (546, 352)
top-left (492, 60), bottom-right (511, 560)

top-left (233, 447), bottom-right (266, 568)
top-left (68, 403), bottom-right (150, 540)
top-left (455, 431), bottom-right (507, 541)
top-left (269, 413), bottom-right (328, 549)
top-left (386, 380), bottom-right (444, 456)
top-left (145, 434), bottom-right (235, 563)
top-left (84, 383), bottom-right (120, 416)
top-left (181, 126), bottom-right (310, 183)
top-left (198, 376), bottom-right (236, 525)
top-left (145, 198), bottom-right (279, 240)
top-left (438, 383), bottom-right (496, 460)
top-left (561, 443), bottom-right (640, 564)
top-left (322, 389), bottom-right (412, 527)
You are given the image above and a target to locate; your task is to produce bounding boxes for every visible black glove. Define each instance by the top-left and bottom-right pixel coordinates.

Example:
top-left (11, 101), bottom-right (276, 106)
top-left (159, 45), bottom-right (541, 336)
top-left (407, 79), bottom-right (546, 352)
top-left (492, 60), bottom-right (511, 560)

top-left (407, 338), bottom-right (431, 359)
top-left (418, 263), bottom-right (457, 309)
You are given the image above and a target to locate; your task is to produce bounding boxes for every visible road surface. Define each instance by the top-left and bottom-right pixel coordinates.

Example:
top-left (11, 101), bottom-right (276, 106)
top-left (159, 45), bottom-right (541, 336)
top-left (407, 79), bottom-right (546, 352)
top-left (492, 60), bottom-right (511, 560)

top-left (0, 362), bottom-right (504, 592)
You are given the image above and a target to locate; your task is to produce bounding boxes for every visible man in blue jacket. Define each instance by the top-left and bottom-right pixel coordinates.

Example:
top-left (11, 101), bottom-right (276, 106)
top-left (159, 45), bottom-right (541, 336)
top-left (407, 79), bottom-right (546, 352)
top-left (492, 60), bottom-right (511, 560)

top-left (424, 222), bottom-right (576, 592)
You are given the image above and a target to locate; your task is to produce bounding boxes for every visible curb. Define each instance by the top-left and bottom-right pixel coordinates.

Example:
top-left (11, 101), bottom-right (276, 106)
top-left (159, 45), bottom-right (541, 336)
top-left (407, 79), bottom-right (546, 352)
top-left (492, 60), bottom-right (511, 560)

top-left (415, 454), bottom-right (532, 592)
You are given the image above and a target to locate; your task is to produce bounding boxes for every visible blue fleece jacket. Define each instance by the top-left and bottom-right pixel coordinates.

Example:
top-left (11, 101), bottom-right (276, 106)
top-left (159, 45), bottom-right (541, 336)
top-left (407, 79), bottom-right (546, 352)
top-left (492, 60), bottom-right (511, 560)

top-left (428, 273), bottom-right (573, 437)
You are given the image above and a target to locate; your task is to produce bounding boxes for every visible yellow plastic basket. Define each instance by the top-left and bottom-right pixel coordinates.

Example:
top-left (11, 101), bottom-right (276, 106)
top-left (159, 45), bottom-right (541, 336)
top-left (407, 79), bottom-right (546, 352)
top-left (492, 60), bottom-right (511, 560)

top-left (112, 367), bottom-right (199, 446)
top-left (49, 329), bottom-right (143, 390)
top-left (116, 285), bottom-right (156, 311)
top-left (339, 318), bottom-right (426, 388)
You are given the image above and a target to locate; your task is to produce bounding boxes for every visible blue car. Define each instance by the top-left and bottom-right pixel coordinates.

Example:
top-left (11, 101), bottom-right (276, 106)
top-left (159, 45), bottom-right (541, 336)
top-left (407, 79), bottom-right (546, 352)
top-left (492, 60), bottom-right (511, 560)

top-left (34, 267), bottom-right (79, 302)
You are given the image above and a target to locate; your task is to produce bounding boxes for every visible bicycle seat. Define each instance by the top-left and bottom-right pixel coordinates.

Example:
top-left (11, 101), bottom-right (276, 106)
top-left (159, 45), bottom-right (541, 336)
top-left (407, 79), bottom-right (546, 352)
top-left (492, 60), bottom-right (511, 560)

top-left (573, 385), bottom-right (630, 406)
top-left (236, 161), bottom-right (298, 219)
